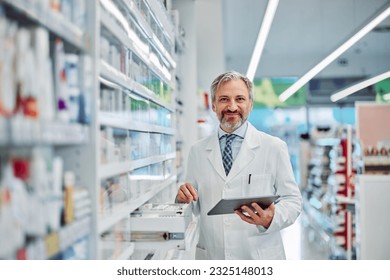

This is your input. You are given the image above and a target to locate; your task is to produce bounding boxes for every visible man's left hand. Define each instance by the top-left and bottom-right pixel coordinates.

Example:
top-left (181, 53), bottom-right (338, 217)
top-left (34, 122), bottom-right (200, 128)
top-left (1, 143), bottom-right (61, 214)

top-left (235, 203), bottom-right (275, 228)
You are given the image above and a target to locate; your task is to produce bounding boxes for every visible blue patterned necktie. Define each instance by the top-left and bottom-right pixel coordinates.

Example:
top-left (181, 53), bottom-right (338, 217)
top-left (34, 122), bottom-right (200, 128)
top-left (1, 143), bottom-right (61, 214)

top-left (222, 134), bottom-right (236, 175)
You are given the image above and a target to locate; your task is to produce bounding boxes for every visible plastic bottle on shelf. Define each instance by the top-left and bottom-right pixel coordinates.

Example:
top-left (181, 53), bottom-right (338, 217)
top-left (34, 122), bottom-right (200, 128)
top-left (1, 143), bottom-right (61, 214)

top-left (64, 171), bottom-right (75, 225)
top-left (54, 39), bottom-right (70, 123)
top-left (0, 18), bottom-right (17, 117)
top-left (32, 27), bottom-right (55, 121)
top-left (0, 164), bottom-right (25, 259)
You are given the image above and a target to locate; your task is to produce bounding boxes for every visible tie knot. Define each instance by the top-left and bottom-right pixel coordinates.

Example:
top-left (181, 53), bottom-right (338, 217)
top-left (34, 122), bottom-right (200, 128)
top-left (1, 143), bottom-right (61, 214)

top-left (224, 134), bottom-right (236, 145)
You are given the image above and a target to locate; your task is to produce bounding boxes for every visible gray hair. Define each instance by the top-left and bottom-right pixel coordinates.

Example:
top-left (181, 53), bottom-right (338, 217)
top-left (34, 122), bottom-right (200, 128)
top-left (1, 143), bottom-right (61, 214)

top-left (210, 71), bottom-right (254, 101)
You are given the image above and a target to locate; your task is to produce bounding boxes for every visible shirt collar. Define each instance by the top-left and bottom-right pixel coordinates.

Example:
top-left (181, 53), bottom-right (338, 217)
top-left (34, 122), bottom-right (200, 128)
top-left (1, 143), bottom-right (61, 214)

top-left (218, 121), bottom-right (248, 139)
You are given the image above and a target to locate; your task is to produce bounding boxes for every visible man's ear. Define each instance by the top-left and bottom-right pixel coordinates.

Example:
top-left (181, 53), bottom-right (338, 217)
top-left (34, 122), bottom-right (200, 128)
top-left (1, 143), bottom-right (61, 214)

top-left (249, 99), bottom-right (254, 112)
top-left (212, 103), bottom-right (216, 112)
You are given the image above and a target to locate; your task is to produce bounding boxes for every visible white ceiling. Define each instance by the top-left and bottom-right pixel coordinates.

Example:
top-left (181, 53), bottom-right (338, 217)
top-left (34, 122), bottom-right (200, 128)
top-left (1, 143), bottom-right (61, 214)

top-left (222, 0), bottom-right (390, 79)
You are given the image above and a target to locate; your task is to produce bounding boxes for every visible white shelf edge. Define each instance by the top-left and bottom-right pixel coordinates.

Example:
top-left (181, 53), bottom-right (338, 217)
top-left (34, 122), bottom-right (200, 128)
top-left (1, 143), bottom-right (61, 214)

top-left (24, 216), bottom-right (91, 259)
top-left (99, 60), bottom-right (175, 112)
top-left (59, 217), bottom-right (92, 252)
top-left (3, 0), bottom-right (86, 50)
top-left (113, 242), bottom-right (135, 260)
top-left (128, 175), bottom-right (176, 213)
top-left (100, 153), bottom-right (176, 179)
top-left (4, 120), bottom-right (89, 146)
top-left (99, 161), bottom-right (132, 178)
top-left (98, 202), bottom-right (130, 235)
top-left (99, 112), bottom-right (175, 134)
top-left (98, 175), bottom-right (176, 234)
top-left (313, 138), bottom-right (341, 147)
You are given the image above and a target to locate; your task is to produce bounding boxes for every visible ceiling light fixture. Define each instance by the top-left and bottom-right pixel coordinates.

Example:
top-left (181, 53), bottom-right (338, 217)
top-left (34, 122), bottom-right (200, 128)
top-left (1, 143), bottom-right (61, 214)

top-left (330, 71), bottom-right (390, 102)
top-left (279, 4), bottom-right (390, 102)
top-left (246, 0), bottom-right (279, 81)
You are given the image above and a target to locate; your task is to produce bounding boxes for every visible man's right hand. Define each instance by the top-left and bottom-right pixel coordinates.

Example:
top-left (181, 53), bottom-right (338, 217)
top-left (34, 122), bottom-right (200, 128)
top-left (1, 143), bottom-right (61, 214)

top-left (176, 183), bottom-right (198, 203)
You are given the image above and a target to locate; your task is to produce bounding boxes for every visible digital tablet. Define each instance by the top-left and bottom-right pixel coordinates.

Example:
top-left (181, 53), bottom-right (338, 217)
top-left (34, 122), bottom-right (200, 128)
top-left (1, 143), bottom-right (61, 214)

top-left (207, 195), bottom-right (279, 216)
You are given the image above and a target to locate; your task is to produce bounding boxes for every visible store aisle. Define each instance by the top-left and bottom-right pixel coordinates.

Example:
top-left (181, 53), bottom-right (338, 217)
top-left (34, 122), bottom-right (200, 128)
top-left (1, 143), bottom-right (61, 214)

top-left (281, 214), bottom-right (329, 260)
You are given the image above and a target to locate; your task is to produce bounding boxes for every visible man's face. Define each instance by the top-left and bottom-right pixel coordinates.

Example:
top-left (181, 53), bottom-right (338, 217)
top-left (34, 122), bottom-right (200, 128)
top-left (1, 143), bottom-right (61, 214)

top-left (212, 79), bottom-right (253, 133)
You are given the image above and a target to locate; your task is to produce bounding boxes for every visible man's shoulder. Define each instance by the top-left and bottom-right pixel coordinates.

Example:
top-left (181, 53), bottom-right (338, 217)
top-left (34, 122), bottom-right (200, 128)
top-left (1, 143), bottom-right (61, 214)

top-left (192, 133), bottom-right (216, 148)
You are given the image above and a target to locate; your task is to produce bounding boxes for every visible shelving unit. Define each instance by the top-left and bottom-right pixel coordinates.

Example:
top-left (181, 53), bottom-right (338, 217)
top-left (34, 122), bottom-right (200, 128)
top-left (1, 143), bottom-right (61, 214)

top-left (0, 0), bottom-right (92, 259)
top-left (0, 0), bottom-right (189, 260)
top-left (90, 0), bottom-right (184, 260)
top-left (303, 126), bottom-right (358, 260)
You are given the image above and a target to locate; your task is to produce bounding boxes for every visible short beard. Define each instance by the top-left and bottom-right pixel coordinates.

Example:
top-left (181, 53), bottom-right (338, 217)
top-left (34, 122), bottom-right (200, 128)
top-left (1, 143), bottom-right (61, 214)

top-left (220, 111), bottom-right (246, 131)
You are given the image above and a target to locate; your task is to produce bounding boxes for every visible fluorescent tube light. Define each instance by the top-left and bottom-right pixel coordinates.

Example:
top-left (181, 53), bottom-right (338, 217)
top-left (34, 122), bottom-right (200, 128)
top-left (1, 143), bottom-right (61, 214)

top-left (246, 0), bottom-right (279, 81)
top-left (330, 71), bottom-right (390, 102)
top-left (279, 4), bottom-right (390, 102)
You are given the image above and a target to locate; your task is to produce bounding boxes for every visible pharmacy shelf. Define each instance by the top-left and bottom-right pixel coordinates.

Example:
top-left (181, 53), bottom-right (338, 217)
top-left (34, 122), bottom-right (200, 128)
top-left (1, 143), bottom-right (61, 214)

top-left (100, 60), bottom-right (174, 112)
top-left (99, 5), bottom-right (172, 85)
top-left (92, 0), bottom-right (180, 259)
top-left (305, 132), bottom-right (356, 259)
top-left (1, 121), bottom-right (89, 146)
top-left (0, 0), bottom-right (181, 260)
top-left (99, 5), bottom-right (147, 68)
top-left (120, 0), bottom-right (154, 39)
top-left (303, 201), bottom-right (333, 242)
top-left (24, 217), bottom-right (91, 260)
top-left (1, 0), bottom-right (86, 50)
top-left (146, 0), bottom-right (175, 43)
top-left (99, 112), bottom-right (175, 134)
top-left (100, 152), bottom-right (176, 179)
top-left (98, 175), bottom-right (176, 234)
top-left (0, 0), bottom-right (94, 260)
top-left (363, 156), bottom-right (390, 173)
top-left (114, 0), bottom-right (176, 68)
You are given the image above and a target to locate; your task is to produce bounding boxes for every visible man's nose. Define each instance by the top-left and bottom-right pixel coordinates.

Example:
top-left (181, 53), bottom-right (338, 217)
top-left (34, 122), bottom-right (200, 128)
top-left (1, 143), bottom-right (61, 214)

top-left (227, 100), bottom-right (238, 111)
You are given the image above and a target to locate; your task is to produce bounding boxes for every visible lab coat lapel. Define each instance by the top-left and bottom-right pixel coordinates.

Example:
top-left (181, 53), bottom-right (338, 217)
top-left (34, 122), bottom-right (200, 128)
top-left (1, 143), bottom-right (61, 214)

top-left (226, 124), bottom-right (260, 183)
top-left (206, 133), bottom-right (226, 180)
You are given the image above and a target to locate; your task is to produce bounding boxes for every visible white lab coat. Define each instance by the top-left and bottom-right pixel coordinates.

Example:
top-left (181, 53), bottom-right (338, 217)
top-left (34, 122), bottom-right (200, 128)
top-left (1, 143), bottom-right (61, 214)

top-left (186, 123), bottom-right (302, 259)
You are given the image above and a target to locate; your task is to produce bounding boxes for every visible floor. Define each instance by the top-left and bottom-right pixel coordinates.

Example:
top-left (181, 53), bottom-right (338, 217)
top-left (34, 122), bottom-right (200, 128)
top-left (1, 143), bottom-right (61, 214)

top-left (281, 213), bottom-right (331, 260)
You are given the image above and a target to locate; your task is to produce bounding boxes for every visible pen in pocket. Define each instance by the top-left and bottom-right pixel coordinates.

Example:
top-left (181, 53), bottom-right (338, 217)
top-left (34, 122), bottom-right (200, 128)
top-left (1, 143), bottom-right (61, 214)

top-left (248, 174), bottom-right (252, 184)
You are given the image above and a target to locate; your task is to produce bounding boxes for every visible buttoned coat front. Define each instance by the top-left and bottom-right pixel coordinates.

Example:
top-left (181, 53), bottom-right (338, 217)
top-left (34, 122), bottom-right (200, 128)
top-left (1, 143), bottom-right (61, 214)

top-left (186, 123), bottom-right (302, 259)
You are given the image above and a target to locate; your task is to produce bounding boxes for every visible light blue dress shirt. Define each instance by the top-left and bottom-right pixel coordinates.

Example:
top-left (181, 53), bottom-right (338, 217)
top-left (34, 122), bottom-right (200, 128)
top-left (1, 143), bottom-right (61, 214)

top-left (218, 121), bottom-right (248, 161)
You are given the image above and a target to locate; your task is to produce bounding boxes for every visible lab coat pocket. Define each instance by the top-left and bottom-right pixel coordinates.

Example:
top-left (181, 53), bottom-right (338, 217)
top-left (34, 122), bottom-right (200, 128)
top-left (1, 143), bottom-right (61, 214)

top-left (251, 234), bottom-right (285, 260)
top-left (242, 174), bottom-right (274, 196)
top-left (195, 246), bottom-right (208, 260)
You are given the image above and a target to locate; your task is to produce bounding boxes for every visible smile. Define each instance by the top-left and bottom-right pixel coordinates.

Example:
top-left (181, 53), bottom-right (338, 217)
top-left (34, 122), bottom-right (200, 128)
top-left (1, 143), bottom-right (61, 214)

top-left (223, 111), bottom-right (242, 118)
